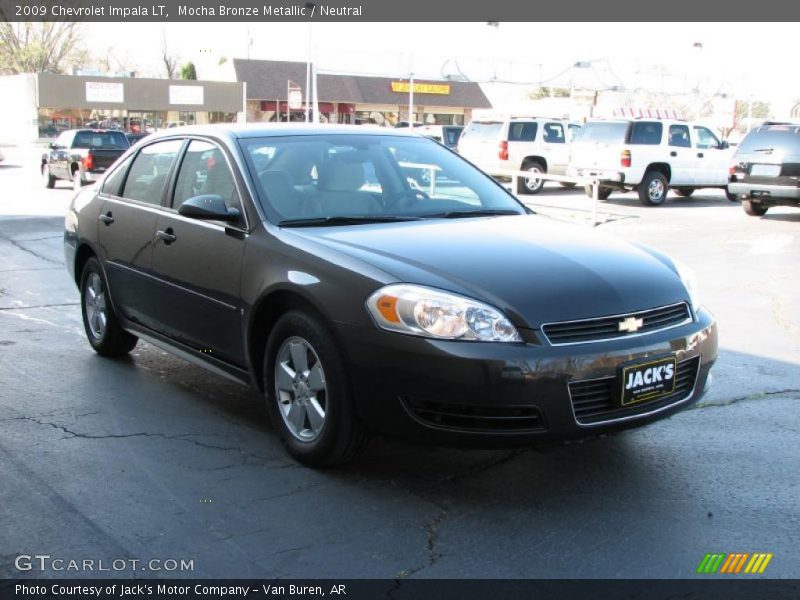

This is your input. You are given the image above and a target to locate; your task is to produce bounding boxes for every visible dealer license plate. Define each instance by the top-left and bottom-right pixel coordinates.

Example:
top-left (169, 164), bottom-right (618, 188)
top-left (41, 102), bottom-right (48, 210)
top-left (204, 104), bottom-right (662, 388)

top-left (750, 164), bottom-right (781, 177)
top-left (620, 356), bottom-right (677, 406)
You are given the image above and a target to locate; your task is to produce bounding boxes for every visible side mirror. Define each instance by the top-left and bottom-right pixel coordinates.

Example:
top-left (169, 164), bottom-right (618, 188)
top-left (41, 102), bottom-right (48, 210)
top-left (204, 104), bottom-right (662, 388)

top-left (720, 141), bottom-right (730, 150)
top-left (49, 143), bottom-right (57, 150)
top-left (178, 194), bottom-right (240, 222)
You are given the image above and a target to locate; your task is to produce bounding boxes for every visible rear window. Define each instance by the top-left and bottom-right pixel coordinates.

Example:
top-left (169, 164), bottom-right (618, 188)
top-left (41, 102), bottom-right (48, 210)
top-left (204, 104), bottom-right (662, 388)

top-left (443, 127), bottom-right (463, 146)
top-left (462, 122), bottom-right (502, 142)
top-left (575, 122), bottom-right (628, 144)
top-left (628, 122), bottom-right (663, 145)
top-left (73, 131), bottom-right (129, 149)
top-left (738, 126), bottom-right (800, 154)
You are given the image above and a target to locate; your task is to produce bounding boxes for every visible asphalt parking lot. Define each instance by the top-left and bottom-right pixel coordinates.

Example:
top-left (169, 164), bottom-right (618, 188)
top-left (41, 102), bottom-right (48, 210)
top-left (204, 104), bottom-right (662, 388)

top-left (0, 143), bottom-right (798, 580)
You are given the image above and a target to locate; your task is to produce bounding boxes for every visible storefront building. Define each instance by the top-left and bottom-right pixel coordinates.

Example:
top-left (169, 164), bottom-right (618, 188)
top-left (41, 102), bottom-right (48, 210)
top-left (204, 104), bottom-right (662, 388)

top-left (233, 59), bottom-right (491, 127)
top-left (0, 73), bottom-right (245, 144)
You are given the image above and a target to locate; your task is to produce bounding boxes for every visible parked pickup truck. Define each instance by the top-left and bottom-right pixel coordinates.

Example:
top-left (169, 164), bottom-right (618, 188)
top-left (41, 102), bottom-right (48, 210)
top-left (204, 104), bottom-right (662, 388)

top-left (41, 129), bottom-right (129, 190)
top-left (567, 119), bottom-right (735, 205)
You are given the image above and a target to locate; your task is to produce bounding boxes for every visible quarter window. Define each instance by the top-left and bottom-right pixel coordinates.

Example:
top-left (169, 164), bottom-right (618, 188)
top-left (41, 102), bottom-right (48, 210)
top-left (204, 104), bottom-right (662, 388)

top-left (543, 123), bottom-right (565, 143)
top-left (101, 155), bottom-right (133, 197)
top-left (121, 139), bottom-right (183, 205)
top-left (508, 122), bottom-right (537, 142)
top-left (668, 125), bottom-right (691, 148)
top-left (628, 122), bottom-right (663, 145)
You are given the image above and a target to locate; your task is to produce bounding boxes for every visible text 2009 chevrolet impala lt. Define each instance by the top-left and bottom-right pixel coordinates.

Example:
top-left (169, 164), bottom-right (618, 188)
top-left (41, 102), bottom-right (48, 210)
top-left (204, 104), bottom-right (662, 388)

top-left (64, 125), bottom-right (717, 466)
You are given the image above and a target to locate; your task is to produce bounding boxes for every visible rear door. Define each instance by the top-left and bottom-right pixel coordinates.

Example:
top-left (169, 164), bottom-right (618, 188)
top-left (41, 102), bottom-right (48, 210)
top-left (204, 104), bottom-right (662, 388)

top-left (666, 124), bottom-right (695, 186)
top-left (97, 138), bottom-right (184, 331)
top-left (148, 139), bottom-right (248, 366)
top-left (693, 125), bottom-right (730, 186)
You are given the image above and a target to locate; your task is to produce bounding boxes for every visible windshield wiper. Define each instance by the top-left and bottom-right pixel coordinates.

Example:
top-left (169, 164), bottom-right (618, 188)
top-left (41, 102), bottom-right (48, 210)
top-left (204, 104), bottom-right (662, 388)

top-left (278, 215), bottom-right (423, 227)
top-left (421, 209), bottom-right (523, 219)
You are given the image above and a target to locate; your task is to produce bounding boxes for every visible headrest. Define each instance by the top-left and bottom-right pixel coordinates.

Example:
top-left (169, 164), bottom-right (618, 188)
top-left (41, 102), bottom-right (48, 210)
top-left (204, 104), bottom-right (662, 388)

top-left (317, 159), bottom-right (365, 192)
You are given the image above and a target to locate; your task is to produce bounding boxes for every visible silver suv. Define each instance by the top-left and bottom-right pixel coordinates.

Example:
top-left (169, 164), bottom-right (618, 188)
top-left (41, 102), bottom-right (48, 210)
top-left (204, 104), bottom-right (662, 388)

top-left (457, 116), bottom-right (581, 194)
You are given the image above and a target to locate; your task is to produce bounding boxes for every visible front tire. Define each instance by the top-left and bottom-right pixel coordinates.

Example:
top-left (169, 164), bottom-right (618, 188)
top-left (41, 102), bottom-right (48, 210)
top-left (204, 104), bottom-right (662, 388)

top-left (518, 160), bottom-right (545, 195)
top-left (742, 200), bottom-right (768, 216)
top-left (80, 257), bottom-right (138, 357)
top-left (638, 171), bottom-right (668, 206)
top-left (264, 310), bottom-right (368, 467)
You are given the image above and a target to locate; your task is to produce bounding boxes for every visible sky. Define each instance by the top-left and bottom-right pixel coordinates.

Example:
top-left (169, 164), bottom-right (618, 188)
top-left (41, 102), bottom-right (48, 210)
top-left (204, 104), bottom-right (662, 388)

top-left (81, 22), bottom-right (798, 109)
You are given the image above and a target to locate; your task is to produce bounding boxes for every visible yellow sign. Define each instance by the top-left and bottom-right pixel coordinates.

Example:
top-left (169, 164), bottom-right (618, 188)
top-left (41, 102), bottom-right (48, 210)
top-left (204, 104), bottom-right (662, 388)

top-left (390, 82), bottom-right (451, 95)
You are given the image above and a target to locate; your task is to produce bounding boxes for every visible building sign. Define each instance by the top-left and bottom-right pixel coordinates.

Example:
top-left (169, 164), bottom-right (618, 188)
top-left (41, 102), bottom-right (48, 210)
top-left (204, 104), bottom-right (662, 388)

top-left (169, 85), bottom-right (204, 105)
top-left (85, 82), bottom-right (124, 103)
top-left (390, 82), bottom-right (451, 95)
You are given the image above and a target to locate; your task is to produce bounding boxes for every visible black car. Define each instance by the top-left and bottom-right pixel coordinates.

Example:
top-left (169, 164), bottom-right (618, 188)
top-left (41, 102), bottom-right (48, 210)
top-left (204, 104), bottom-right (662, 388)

top-left (728, 122), bottom-right (800, 216)
top-left (42, 129), bottom-right (130, 190)
top-left (64, 124), bottom-right (718, 466)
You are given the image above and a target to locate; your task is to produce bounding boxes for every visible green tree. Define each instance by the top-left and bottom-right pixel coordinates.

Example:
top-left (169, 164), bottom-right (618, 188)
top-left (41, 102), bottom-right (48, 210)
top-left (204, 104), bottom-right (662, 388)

top-left (180, 62), bottom-right (197, 80)
top-left (0, 22), bottom-right (85, 74)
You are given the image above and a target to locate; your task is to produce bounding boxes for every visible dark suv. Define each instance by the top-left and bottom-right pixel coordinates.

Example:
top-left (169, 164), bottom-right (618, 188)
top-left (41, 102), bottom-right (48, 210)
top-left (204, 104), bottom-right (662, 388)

top-left (729, 122), bottom-right (800, 216)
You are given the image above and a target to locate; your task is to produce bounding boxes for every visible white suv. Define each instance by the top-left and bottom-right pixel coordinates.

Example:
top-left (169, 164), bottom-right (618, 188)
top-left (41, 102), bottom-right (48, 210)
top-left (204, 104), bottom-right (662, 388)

top-left (457, 117), bottom-right (582, 194)
top-left (567, 119), bottom-right (736, 205)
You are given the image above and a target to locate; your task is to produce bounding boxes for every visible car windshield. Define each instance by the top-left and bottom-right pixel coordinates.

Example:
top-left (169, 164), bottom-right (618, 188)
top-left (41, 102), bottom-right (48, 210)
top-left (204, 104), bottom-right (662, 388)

top-left (240, 134), bottom-right (525, 225)
top-left (73, 131), bottom-right (129, 149)
top-left (575, 122), bottom-right (629, 144)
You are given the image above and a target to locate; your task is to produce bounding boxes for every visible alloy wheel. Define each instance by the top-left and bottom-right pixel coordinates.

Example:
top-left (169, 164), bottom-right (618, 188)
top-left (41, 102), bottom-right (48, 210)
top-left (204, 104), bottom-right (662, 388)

top-left (274, 336), bottom-right (328, 442)
top-left (84, 272), bottom-right (107, 339)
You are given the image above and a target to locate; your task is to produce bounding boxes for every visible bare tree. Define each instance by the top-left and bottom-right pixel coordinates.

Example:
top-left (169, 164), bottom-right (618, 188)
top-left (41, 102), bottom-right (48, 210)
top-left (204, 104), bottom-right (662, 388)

top-left (0, 22), bottom-right (85, 74)
top-left (161, 33), bottom-right (178, 80)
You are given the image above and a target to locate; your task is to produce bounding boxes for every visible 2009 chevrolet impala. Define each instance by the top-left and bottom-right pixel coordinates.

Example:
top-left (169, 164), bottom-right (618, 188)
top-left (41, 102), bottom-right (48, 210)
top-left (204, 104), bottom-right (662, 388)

top-left (64, 124), bottom-right (718, 466)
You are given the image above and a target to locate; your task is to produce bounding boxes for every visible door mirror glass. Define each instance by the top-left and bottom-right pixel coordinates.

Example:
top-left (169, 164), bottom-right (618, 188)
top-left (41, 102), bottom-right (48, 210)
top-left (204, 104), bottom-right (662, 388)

top-left (178, 194), bottom-right (240, 221)
top-left (720, 140), bottom-right (730, 150)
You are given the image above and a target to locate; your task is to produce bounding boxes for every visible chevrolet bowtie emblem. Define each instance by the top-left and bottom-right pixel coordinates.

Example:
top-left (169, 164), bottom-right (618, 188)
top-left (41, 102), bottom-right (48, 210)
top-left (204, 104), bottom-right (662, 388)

top-left (618, 316), bottom-right (644, 333)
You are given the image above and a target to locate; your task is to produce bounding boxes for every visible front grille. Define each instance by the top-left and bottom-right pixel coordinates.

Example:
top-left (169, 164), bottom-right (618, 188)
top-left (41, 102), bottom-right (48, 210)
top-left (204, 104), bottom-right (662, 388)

top-left (402, 397), bottom-right (545, 433)
top-left (569, 356), bottom-right (700, 425)
top-left (542, 302), bottom-right (691, 345)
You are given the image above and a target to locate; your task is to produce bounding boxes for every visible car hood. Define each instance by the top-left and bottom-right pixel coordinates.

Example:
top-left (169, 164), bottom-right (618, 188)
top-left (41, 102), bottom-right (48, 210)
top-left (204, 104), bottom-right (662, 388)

top-left (286, 215), bottom-right (690, 328)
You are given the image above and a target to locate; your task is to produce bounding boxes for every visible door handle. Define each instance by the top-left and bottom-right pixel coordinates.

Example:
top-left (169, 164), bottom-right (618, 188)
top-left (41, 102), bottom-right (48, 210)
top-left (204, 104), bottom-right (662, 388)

top-left (156, 228), bottom-right (176, 245)
top-left (697, 153), bottom-right (704, 158)
top-left (99, 212), bottom-right (114, 225)
top-left (670, 151), bottom-right (677, 157)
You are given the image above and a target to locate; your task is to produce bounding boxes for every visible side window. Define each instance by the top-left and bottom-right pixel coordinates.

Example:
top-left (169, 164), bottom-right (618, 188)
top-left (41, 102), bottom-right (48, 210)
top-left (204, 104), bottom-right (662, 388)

top-left (543, 123), bottom-right (565, 144)
top-left (629, 122), bottom-right (663, 145)
top-left (508, 122), bottom-right (537, 142)
top-left (568, 124), bottom-right (582, 142)
top-left (121, 139), bottom-right (183, 205)
top-left (694, 126), bottom-right (721, 149)
top-left (173, 140), bottom-right (241, 217)
top-left (668, 125), bottom-right (691, 148)
top-left (101, 155), bottom-right (133, 197)
top-left (55, 131), bottom-right (72, 148)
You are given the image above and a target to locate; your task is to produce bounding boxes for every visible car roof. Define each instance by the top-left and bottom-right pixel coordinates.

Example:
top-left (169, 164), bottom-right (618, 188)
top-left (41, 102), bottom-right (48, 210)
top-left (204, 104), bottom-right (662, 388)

top-left (140, 123), bottom-right (432, 143)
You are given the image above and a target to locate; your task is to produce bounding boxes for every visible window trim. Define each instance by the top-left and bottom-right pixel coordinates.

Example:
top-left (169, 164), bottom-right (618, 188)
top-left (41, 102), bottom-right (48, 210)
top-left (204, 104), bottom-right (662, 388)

top-left (165, 135), bottom-right (250, 233)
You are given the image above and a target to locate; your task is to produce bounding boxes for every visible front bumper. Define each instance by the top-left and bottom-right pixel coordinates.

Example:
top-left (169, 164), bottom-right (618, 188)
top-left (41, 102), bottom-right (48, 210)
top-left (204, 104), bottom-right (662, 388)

top-left (339, 308), bottom-right (717, 447)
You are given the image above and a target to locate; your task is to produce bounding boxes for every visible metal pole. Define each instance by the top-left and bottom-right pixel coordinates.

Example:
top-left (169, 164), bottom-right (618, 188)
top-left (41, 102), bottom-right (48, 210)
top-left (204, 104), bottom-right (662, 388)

top-left (305, 23), bottom-right (312, 123)
top-left (408, 72), bottom-right (414, 127)
top-left (312, 62), bottom-right (320, 124)
top-left (592, 179), bottom-right (599, 227)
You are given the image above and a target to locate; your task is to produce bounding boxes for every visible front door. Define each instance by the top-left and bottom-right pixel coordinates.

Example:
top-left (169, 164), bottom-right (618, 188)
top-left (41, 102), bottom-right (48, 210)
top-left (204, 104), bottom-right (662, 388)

top-left (693, 125), bottom-right (730, 186)
top-left (149, 139), bottom-right (247, 366)
top-left (666, 124), bottom-right (695, 186)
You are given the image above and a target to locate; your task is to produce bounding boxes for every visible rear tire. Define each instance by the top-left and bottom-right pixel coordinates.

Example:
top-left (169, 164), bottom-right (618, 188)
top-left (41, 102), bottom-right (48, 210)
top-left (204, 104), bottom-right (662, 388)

top-left (742, 200), bottom-right (768, 216)
top-left (676, 187), bottom-right (694, 197)
top-left (80, 257), bottom-right (138, 357)
top-left (264, 310), bottom-right (368, 467)
top-left (638, 171), bottom-right (668, 206)
top-left (518, 160), bottom-right (545, 195)
top-left (584, 185), bottom-right (612, 200)
top-left (725, 187), bottom-right (739, 202)
top-left (42, 164), bottom-right (55, 189)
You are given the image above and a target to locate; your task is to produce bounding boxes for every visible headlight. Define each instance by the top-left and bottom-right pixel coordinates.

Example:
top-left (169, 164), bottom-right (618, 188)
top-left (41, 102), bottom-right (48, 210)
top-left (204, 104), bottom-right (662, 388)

top-left (366, 284), bottom-right (522, 342)
top-left (671, 258), bottom-right (701, 314)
